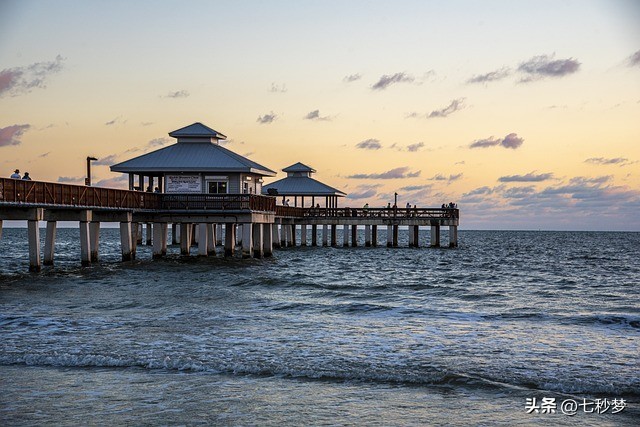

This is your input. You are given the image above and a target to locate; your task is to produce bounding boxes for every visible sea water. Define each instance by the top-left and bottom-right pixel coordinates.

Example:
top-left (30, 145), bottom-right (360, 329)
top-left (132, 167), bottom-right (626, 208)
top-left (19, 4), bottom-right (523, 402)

top-left (1, 228), bottom-right (638, 426)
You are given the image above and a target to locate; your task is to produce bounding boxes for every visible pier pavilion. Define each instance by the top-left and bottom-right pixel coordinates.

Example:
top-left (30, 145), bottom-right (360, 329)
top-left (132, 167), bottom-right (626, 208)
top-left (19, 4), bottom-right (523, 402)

top-left (0, 122), bottom-right (459, 272)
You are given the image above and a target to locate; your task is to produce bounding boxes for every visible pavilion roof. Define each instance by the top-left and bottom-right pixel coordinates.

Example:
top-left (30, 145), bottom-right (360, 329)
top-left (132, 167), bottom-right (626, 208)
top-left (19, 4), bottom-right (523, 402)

top-left (262, 175), bottom-right (346, 197)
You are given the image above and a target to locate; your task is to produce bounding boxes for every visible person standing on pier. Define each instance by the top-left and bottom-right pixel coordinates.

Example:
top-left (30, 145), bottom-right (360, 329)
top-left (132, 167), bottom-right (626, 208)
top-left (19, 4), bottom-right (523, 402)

top-left (10, 169), bottom-right (21, 179)
top-left (22, 172), bottom-right (32, 180)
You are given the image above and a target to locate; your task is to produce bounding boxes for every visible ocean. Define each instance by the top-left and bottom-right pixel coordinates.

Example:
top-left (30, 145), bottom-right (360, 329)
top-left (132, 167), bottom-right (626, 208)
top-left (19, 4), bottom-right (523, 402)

top-left (1, 228), bottom-right (638, 426)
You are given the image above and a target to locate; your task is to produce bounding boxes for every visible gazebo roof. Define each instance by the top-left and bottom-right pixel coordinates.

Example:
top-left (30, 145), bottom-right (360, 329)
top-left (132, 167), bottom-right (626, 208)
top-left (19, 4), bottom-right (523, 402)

top-left (110, 123), bottom-right (276, 176)
top-left (262, 175), bottom-right (346, 197)
top-left (282, 162), bottom-right (316, 174)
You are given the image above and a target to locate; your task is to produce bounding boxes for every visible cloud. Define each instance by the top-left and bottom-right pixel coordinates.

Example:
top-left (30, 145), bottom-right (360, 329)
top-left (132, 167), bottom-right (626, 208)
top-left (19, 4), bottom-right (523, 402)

top-left (347, 167), bottom-right (421, 179)
top-left (164, 90), bottom-right (189, 98)
top-left (467, 67), bottom-right (511, 84)
top-left (627, 50), bottom-right (640, 67)
top-left (0, 124), bottom-right (30, 147)
top-left (92, 154), bottom-right (119, 166)
top-left (517, 54), bottom-right (580, 82)
top-left (400, 185), bottom-right (432, 192)
top-left (0, 55), bottom-right (64, 97)
top-left (356, 138), bottom-right (382, 150)
top-left (428, 98), bottom-right (466, 118)
top-left (346, 185), bottom-right (379, 200)
top-left (371, 72), bottom-right (414, 90)
top-left (585, 157), bottom-right (633, 166)
top-left (257, 112), bottom-right (277, 124)
top-left (343, 73), bottom-right (362, 83)
top-left (406, 142), bottom-right (425, 152)
top-left (469, 133), bottom-right (524, 149)
top-left (105, 116), bottom-right (126, 126)
top-left (95, 174), bottom-right (128, 188)
top-left (39, 152), bottom-right (51, 158)
top-left (148, 137), bottom-right (171, 147)
top-left (270, 83), bottom-right (287, 93)
top-left (304, 109), bottom-right (331, 121)
top-left (429, 173), bottom-right (463, 182)
top-left (57, 176), bottom-right (83, 183)
top-left (498, 172), bottom-right (554, 182)
top-left (408, 99), bottom-right (466, 119)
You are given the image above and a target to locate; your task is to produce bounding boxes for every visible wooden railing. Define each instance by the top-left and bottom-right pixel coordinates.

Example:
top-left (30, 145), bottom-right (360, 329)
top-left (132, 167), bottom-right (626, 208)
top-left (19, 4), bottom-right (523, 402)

top-left (161, 193), bottom-right (275, 212)
top-left (277, 206), bottom-right (459, 219)
top-left (0, 178), bottom-right (161, 209)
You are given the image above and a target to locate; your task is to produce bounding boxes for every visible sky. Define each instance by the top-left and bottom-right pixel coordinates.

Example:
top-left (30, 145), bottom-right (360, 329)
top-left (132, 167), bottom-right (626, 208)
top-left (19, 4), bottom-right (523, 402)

top-left (1, 0), bottom-right (639, 230)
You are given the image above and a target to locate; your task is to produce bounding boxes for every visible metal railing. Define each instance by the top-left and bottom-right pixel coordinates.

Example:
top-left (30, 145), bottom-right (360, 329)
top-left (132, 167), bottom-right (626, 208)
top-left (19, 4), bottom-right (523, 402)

top-left (0, 178), bottom-right (161, 209)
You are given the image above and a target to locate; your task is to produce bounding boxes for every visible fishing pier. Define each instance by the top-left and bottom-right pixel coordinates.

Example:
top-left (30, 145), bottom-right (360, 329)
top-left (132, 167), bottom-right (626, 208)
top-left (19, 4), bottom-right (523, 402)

top-left (0, 123), bottom-right (459, 272)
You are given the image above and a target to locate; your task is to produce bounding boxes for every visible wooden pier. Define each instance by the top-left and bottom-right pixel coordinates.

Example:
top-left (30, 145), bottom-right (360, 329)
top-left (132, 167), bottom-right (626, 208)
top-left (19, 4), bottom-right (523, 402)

top-left (0, 178), bottom-right (459, 272)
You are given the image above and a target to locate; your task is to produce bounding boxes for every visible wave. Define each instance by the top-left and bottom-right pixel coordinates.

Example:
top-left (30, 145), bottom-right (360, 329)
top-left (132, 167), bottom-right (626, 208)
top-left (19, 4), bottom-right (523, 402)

top-left (2, 352), bottom-right (638, 398)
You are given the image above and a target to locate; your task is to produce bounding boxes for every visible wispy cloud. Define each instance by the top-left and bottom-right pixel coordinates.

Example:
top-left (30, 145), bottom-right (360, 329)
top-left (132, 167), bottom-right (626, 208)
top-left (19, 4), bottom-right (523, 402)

top-left (345, 184), bottom-right (381, 200)
top-left (347, 167), bottom-right (421, 179)
top-left (498, 172), bottom-right (554, 182)
top-left (356, 138), bottom-right (382, 150)
top-left (371, 72), bottom-right (414, 90)
top-left (57, 176), bottom-right (83, 183)
top-left (39, 152), bottom-right (51, 158)
top-left (406, 142), bottom-right (425, 152)
top-left (585, 157), bottom-right (633, 166)
top-left (626, 50), bottom-right (640, 67)
top-left (304, 109), bottom-right (331, 121)
top-left (148, 137), bottom-right (171, 147)
top-left (257, 112), bottom-right (277, 124)
top-left (0, 124), bottom-right (31, 147)
top-left (467, 67), bottom-right (511, 84)
top-left (407, 98), bottom-right (466, 119)
top-left (427, 98), bottom-right (466, 118)
top-left (429, 173), bottom-right (463, 182)
top-left (343, 73), bottom-right (362, 83)
top-left (92, 154), bottom-right (119, 166)
top-left (469, 133), bottom-right (524, 149)
top-left (105, 116), bottom-right (126, 126)
top-left (517, 54), bottom-right (580, 82)
top-left (0, 55), bottom-right (64, 97)
top-left (270, 83), bottom-right (287, 93)
top-left (95, 174), bottom-right (129, 189)
top-left (164, 90), bottom-right (189, 98)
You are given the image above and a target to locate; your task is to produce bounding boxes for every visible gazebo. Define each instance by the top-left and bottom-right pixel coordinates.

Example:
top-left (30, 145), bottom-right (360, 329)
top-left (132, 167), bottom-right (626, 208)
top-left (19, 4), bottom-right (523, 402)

top-left (110, 122), bottom-right (276, 194)
top-left (262, 162), bottom-right (346, 208)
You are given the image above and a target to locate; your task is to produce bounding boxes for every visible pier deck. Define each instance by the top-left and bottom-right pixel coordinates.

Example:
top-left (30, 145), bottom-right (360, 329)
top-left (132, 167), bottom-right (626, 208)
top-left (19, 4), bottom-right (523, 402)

top-left (0, 178), bottom-right (459, 271)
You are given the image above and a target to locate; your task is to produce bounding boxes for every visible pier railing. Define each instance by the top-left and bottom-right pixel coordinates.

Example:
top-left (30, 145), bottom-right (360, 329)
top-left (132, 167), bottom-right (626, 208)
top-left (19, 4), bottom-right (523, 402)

top-left (0, 178), bottom-right (161, 209)
top-left (276, 206), bottom-right (459, 219)
top-left (161, 194), bottom-right (275, 212)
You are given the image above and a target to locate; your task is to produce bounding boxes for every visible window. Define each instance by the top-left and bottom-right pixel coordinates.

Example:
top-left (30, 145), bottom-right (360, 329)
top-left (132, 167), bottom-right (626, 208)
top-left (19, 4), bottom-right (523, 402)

top-left (208, 181), bottom-right (228, 194)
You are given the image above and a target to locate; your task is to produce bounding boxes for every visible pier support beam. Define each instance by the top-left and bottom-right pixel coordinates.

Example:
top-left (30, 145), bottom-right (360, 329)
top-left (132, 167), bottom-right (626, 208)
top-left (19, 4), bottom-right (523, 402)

top-left (272, 223), bottom-right (281, 249)
top-left (146, 223), bottom-right (152, 246)
top-left (263, 223), bottom-right (273, 257)
top-left (120, 221), bottom-right (133, 261)
top-left (198, 223), bottom-right (209, 256)
top-left (343, 224), bottom-right (349, 247)
top-left (288, 225), bottom-right (295, 247)
top-left (331, 225), bottom-right (337, 247)
top-left (224, 223), bottom-right (236, 257)
top-left (322, 225), bottom-right (328, 246)
top-left (216, 224), bottom-right (223, 246)
top-left (300, 224), bottom-right (307, 246)
top-left (311, 224), bottom-right (317, 246)
top-left (79, 221), bottom-right (91, 267)
top-left (351, 225), bottom-right (358, 247)
top-left (0, 220), bottom-right (2, 240)
top-left (393, 225), bottom-right (399, 247)
top-left (207, 224), bottom-right (216, 256)
top-left (280, 224), bottom-right (287, 247)
top-left (152, 222), bottom-right (166, 259)
top-left (408, 225), bottom-right (415, 247)
top-left (449, 225), bottom-right (458, 248)
top-left (180, 223), bottom-right (191, 255)
top-left (242, 223), bottom-right (253, 258)
top-left (28, 220), bottom-right (41, 272)
top-left (430, 224), bottom-right (440, 248)
top-left (252, 223), bottom-right (263, 258)
top-left (44, 221), bottom-right (57, 266)
top-left (90, 222), bottom-right (100, 262)
top-left (387, 225), bottom-right (393, 247)
top-left (365, 225), bottom-right (371, 247)
top-left (372, 225), bottom-right (378, 247)
top-left (136, 223), bottom-right (143, 245)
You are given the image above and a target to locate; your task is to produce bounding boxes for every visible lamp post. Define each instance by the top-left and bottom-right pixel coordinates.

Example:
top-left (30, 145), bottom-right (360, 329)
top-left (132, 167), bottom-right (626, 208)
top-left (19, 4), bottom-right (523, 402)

top-left (394, 192), bottom-right (398, 207)
top-left (86, 156), bottom-right (98, 186)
